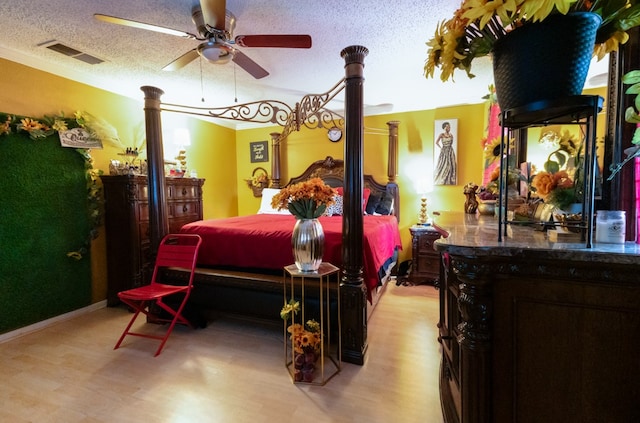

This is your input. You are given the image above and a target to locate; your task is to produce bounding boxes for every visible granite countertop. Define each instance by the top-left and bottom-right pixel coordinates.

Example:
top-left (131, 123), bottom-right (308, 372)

top-left (431, 211), bottom-right (640, 264)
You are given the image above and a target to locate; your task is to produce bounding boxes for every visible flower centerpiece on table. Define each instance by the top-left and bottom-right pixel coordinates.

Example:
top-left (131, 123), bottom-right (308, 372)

top-left (531, 130), bottom-right (584, 211)
top-left (424, 0), bottom-right (640, 82)
top-left (271, 177), bottom-right (336, 219)
top-left (281, 299), bottom-right (322, 382)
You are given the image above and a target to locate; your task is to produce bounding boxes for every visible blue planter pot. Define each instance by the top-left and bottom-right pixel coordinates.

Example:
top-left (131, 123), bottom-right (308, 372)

top-left (492, 12), bottom-right (601, 110)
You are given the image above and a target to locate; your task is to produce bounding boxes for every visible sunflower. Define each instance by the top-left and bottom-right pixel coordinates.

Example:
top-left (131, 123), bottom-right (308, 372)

top-left (425, 0), bottom-right (640, 82)
top-left (483, 137), bottom-right (502, 163)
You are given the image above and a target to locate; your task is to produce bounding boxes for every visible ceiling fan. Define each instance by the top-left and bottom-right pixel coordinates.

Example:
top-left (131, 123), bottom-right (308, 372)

top-left (94, 0), bottom-right (312, 79)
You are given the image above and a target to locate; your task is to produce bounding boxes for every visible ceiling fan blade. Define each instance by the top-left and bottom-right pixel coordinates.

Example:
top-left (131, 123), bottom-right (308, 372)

top-left (94, 14), bottom-right (199, 40)
top-left (235, 35), bottom-right (312, 49)
top-left (162, 48), bottom-right (200, 71)
top-left (232, 51), bottom-right (269, 79)
top-left (199, 0), bottom-right (226, 31)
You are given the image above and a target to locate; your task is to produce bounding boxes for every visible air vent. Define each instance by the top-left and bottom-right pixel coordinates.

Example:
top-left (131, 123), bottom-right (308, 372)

top-left (46, 43), bottom-right (82, 56)
top-left (73, 53), bottom-right (104, 65)
top-left (39, 40), bottom-right (104, 65)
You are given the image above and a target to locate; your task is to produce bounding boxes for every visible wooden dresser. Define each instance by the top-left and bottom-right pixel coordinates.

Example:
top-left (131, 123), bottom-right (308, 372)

top-left (434, 212), bottom-right (640, 423)
top-left (102, 175), bottom-right (205, 306)
top-left (408, 225), bottom-right (441, 285)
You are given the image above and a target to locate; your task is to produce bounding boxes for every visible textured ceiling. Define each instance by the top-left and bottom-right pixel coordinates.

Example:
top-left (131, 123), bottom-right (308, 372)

top-left (0, 0), bottom-right (609, 128)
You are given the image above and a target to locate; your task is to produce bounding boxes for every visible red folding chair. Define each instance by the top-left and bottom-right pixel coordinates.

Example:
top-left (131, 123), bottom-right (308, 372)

top-left (114, 233), bottom-right (202, 356)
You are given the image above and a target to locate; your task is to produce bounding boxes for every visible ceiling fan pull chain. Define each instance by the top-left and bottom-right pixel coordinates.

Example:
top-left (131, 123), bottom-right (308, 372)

top-left (234, 63), bottom-right (238, 103)
top-left (200, 56), bottom-right (205, 102)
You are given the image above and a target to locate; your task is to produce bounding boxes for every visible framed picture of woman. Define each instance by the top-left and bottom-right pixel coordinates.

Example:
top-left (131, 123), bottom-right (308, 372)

top-left (433, 119), bottom-right (458, 185)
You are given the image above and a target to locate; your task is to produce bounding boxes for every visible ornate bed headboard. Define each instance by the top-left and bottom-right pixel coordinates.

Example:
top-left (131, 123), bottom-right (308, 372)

top-left (285, 156), bottom-right (400, 222)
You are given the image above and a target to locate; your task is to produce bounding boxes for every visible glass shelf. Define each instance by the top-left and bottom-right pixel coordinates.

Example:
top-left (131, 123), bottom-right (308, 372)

top-left (497, 95), bottom-right (604, 248)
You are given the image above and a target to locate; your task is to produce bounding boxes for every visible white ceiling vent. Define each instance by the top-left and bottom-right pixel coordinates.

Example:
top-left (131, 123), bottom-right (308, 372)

top-left (38, 40), bottom-right (104, 65)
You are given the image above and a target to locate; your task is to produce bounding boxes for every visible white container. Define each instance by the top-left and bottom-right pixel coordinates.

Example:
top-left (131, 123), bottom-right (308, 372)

top-left (595, 210), bottom-right (626, 244)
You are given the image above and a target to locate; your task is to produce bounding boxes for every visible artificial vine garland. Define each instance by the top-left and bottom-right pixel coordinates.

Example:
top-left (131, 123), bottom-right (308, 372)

top-left (0, 111), bottom-right (104, 260)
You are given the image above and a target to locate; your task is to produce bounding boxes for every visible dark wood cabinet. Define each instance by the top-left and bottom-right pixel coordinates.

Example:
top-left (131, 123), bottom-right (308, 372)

top-left (438, 253), bottom-right (462, 422)
top-left (435, 213), bottom-right (640, 423)
top-left (102, 175), bottom-right (205, 306)
top-left (408, 225), bottom-right (441, 285)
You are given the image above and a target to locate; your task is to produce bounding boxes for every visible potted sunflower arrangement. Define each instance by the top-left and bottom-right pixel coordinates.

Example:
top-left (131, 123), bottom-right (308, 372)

top-left (281, 299), bottom-right (322, 383)
top-left (424, 0), bottom-right (640, 109)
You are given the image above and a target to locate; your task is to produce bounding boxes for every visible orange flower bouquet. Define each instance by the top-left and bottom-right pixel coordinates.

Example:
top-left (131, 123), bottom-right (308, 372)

top-left (531, 170), bottom-right (578, 210)
top-left (271, 178), bottom-right (336, 219)
top-left (531, 130), bottom-right (584, 210)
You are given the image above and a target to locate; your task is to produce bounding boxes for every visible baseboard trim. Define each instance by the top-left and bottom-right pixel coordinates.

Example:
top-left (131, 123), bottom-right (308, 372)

top-left (0, 300), bottom-right (107, 344)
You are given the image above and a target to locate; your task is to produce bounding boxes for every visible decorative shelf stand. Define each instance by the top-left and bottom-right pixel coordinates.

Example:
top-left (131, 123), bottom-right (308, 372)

top-left (498, 95), bottom-right (603, 248)
top-left (284, 263), bottom-right (341, 385)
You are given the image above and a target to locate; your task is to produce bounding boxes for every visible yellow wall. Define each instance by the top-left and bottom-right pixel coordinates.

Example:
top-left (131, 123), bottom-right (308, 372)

top-left (0, 56), bottom-right (609, 301)
top-left (0, 58), bottom-right (236, 303)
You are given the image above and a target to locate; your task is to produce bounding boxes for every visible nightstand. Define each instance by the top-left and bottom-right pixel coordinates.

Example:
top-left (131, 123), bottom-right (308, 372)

top-left (408, 225), bottom-right (441, 286)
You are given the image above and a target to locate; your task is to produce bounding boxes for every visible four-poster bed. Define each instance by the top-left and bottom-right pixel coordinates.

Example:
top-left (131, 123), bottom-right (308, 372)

top-left (140, 45), bottom-right (389, 364)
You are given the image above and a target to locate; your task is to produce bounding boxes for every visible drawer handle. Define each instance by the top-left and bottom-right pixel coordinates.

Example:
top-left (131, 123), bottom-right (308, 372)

top-left (182, 205), bottom-right (188, 213)
top-left (182, 188), bottom-right (188, 196)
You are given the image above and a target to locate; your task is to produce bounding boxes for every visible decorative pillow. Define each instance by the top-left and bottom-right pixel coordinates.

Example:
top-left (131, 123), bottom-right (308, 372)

top-left (324, 194), bottom-right (344, 216)
top-left (365, 193), bottom-right (382, 215)
top-left (375, 191), bottom-right (395, 215)
top-left (335, 187), bottom-right (371, 213)
top-left (257, 188), bottom-right (291, 215)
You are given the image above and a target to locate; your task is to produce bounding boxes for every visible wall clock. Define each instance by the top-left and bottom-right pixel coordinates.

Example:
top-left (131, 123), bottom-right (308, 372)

top-left (327, 127), bottom-right (342, 142)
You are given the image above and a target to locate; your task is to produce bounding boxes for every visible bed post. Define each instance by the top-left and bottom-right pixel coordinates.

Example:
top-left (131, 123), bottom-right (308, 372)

top-left (270, 132), bottom-right (282, 188)
top-left (340, 45), bottom-right (369, 365)
top-left (141, 86), bottom-right (169, 252)
top-left (387, 121), bottom-right (399, 182)
top-left (387, 120), bottom-right (400, 221)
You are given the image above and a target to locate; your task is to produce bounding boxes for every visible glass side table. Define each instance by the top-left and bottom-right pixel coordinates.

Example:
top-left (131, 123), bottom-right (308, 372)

top-left (283, 262), bottom-right (341, 385)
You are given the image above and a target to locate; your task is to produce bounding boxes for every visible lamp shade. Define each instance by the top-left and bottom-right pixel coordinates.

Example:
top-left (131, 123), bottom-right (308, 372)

top-left (173, 128), bottom-right (191, 147)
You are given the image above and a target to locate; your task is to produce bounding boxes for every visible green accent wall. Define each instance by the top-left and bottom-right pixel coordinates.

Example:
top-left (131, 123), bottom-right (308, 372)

top-left (0, 130), bottom-right (91, 333)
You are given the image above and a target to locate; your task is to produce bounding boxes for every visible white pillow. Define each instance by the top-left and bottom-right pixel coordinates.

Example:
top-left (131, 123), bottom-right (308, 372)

top-left (258, 188), bottom-right (291, 215)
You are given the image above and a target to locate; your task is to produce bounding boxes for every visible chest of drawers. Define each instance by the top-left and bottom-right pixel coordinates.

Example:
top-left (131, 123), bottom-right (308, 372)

top-left (102, 175), bottom-right (205, 305)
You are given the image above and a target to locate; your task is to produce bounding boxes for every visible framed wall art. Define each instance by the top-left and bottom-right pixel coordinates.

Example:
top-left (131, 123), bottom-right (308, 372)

top-left (250, 140), bottom-right (269, 163)
top-left (433, 119), bottom-right (458, 185)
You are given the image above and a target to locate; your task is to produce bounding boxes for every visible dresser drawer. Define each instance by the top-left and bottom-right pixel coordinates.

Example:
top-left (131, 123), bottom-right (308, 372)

top-left (415, 255), bottom-right (440, 275)
top-left (168, 183), bottom-right (200, 200)
top-left (171, 201), bottom-right (201, 218)
top-left (417, 233), bottom-right (438, 251)
top-left (138, 202), bottom-right (149, 222)
top-left (137, 183), bottom-right (148, 201)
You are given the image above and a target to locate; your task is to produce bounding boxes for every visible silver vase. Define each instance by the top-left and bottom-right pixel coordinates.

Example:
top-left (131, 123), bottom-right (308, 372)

top-left (292, 218), bottom-right (324, 272)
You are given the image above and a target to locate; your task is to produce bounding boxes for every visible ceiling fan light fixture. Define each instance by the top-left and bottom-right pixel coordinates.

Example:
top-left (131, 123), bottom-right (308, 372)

top-left (198, 42), bottom-right (231, 64)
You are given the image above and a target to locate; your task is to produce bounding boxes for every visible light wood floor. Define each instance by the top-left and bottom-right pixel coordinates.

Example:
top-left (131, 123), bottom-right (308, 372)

top-left (0, 282), bottom-right (444, 422)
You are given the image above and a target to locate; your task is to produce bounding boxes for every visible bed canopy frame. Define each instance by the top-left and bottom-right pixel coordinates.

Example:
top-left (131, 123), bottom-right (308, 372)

top-left (140, 45), bottom-right (398, 364)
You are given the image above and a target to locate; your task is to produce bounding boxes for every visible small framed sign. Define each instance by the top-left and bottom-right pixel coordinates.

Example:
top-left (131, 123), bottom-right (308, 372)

top-left (59, 127), bottom-right (103, 149)
top-left (250, 141), bottom-right (269, 163)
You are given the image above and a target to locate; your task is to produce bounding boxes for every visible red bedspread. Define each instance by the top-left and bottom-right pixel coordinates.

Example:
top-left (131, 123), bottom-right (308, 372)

top-left (180, 214), bottom-right (401, 296)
